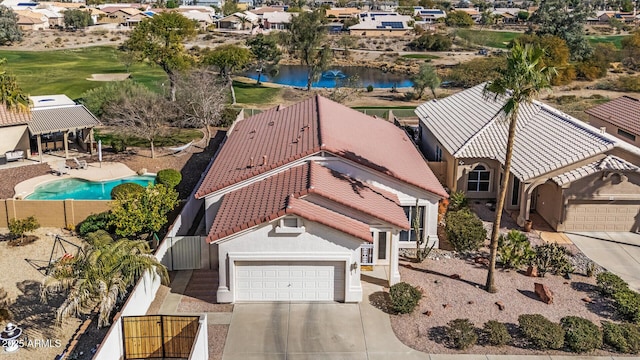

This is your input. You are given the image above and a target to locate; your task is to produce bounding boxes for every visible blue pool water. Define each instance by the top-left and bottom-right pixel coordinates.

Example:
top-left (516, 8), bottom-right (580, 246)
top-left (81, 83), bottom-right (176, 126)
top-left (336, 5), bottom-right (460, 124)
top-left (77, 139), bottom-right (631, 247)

top-left (26, 175), bottom-right (157, 200)
top-left (244, 65), bottom-right (413, 88)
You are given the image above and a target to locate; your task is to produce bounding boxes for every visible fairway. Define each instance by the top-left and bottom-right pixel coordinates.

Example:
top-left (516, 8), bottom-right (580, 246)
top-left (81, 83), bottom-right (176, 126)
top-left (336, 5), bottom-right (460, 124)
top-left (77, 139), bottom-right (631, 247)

top-left (587, 35), bottom-right (628, 49)
top-left (0, 46), bottom-right (167, 99)
top-left (456, 29), bottom-right (628, 50)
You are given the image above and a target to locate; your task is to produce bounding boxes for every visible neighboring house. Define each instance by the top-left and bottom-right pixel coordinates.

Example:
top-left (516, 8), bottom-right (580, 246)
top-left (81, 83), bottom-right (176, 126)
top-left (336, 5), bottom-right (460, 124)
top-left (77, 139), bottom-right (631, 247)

top-left (587, 10), bottom-right (615, 24)
top-left (0, 95), bottom-right (99, 164)
top-left (325, 7), bottom-right (360, 19)
top-left (15, 10), bottom-right (48, 30)
top-left (99, 7), bottom-right (143, 25)
top-left (413, 8), bottom-right (446, 23)
top-left (451, 7), bottom-right (481, 22)
top-left (262, 11), bottom-right (292, 30)
top-left (194, 95), bottom-right (447, 303)
top-left (33, 8), bottom-right (64, 28)
top-left (250, 5), bottom-right (287, 16)
top-left (216, 11), bottom-right (259, 29)
top-left (349, 13), bottom-right (413, 36)
top-left (179, 9), bottom-right (214, 29)
top-left (585, 96), bottom-right (640, 148)
top-left (416, 84), bottom-right (640, 233)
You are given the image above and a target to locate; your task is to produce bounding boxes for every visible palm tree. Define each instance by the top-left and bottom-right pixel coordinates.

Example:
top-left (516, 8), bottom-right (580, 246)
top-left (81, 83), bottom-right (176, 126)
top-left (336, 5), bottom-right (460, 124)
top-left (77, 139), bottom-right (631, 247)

top-left (42, 234), bottom-right (169, 328)
top-left (482, 42), bottom-right (556, 293)
top-left (0, 58), bottom-right (30, 112)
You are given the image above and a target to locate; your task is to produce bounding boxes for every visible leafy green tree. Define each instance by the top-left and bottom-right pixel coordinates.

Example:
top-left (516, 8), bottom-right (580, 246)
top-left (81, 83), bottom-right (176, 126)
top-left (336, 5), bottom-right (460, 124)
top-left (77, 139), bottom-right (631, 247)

top-left (64, 9), bottom-right (93, 29)
top-left (408, 32), bottom-right (452, 51)
top-left (246, 34), bottom-right (281, 85)
top-left (515, 34), bottom-right (575, 85)
top-left (166, 0), bottom-right (179, 8)
top-left (223, 1), bottom-right (240, 15)
top-left (204, 44), bottom-right (253, 104)
top-left (517, 11), bottom-right (529, 21)
top-left (622, 30), bottom-right (640, 70)
top-left (412, 63), bottom-right (441, 99)
top-left (285, 9), bottom-right (332, 91)
top-left (0, 59), bottom-right (30, 111)
top-left (483, 42), bottom-right (555, 293)
top-left (0, 6), bottom-right (21, 45)
top-left (79, 80), bottom-right (148, 118)
top-left (576, 43), bottom-right (616, 80)
top-left (123, 12), bottom-right (197, 101)
top-left (42, 236), bottom-right (169, 328)
top-left (109, 184), bottom-right (179, 238)
top-left (445, 10), bottom-right (474, 28)
top-left (621, 0), bottom-right (634, 12)
top-left (530, 0), bottom-right (593, 61)
top-left (446, 56), bottom-right (506, 88)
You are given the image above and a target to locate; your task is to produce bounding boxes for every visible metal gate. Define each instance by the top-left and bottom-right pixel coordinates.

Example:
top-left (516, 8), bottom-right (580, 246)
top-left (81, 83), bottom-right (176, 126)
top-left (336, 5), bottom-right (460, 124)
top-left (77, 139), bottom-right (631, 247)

top-left (170, 236), bottom-right (202, 270)
top-left (122, 315), bottom-right (200, 359)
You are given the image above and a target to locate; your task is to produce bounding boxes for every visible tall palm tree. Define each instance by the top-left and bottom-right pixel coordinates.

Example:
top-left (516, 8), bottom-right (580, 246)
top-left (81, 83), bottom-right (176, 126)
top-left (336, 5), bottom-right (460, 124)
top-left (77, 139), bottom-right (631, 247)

top-left (482, 42), bottom-right (556, 293)
top-left (42, 235), bottom-right (169, 328)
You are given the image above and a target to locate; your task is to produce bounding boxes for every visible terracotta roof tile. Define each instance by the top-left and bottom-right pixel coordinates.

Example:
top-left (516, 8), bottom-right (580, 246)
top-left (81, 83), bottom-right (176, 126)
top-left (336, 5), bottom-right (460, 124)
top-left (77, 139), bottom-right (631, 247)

top-left (0, 105), bottom-right (31, 128)
top-left (585, 96), bottom-right (640, 136)
top-left (196, 95), bottom-right (447, 198)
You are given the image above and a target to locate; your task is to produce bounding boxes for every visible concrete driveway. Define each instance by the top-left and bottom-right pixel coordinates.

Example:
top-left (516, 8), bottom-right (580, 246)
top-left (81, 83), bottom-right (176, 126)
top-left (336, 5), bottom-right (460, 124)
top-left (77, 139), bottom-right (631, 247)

top-left (566, 232), bottom-right (640, 291)
top-left (222, 282), bottom-right (428, 360)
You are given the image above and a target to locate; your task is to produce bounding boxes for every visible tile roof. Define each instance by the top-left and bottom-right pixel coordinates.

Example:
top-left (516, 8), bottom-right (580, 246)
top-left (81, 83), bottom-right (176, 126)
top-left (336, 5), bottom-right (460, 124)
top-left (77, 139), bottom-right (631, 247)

top-left (29, 105), bottom-right (100, 135)
top-left (0, 104), bottom-right (31, 128)
top-left (552, 155), bottom-right (640, 186)
top-left (208, 162), bottom-right (410, 242)
top-left (415, 83), bottom-right (615, 181)
top-left (584, 96), bottom-right (640, 136)
top-left (197, 95), bottom-right (447, 198)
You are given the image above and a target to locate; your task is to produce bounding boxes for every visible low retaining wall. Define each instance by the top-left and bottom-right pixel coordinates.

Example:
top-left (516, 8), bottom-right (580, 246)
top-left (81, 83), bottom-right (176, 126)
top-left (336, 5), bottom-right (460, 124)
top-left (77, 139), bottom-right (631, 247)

top-left (0, 199), bottom-right (111, 228)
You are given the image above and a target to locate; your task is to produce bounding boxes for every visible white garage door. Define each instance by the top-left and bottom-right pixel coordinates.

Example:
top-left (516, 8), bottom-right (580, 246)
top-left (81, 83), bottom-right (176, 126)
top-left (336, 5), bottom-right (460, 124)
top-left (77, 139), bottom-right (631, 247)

top-left (235, 261), bottom-right (345, 302)
top-left (564, 201), bottom-right (640, 232)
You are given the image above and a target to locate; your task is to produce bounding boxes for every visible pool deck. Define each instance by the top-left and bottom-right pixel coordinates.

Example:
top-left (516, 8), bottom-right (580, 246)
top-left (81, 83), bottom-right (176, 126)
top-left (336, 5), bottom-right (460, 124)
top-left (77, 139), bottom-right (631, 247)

top-left (13, 162), bottom-right (138, 199)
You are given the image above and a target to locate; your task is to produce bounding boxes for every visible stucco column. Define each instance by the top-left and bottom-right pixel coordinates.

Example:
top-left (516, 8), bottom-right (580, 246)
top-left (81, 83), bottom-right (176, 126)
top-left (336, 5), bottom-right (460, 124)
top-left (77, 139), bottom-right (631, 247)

top-left (389, 232), bottom-right (401, 286)
top-left (63, 131), bottom-right (69, 159)
top-left (216, 254), bottom-right (232, 303)
top-left (517, 183), bottom-right (534, 227)
top-left (37, 134), bottom-right (43, 163)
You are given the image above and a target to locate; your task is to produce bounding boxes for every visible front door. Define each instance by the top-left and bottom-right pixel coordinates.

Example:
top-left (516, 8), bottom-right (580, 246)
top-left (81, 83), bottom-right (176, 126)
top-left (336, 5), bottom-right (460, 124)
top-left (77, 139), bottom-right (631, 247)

top-left (373, 230), bottom-right (391, 265)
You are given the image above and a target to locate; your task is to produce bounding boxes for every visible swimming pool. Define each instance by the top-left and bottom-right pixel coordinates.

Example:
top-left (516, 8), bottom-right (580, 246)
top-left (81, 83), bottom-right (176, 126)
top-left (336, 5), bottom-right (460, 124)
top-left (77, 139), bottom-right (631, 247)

top-left (25, 175), bottom-right (156, 200)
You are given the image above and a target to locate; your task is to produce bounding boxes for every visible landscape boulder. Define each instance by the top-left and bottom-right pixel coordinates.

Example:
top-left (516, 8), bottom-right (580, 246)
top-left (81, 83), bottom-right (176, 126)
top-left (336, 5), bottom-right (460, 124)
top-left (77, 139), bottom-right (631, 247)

top-left (526, 265), bottom-right (538, 277)
top-left (534, 283), bottom-right (554, 304)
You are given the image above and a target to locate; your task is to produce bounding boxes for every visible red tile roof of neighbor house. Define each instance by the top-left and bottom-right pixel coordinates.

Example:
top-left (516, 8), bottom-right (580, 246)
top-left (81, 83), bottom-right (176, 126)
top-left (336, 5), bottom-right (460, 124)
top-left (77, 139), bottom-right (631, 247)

top-left (207, 162), bottom-right (409, 243)
top-left (585, 96), bottom-right (640, 136)
top-left (196, 95), bottom-right (447, 199)
top-left (0, 105), bottom-right (31, 127)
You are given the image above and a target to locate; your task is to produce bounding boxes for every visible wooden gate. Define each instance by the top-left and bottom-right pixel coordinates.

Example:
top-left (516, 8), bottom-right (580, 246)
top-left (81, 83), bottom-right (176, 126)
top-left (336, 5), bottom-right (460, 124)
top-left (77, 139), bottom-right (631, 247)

top-left (122, 315), bottom-right (200, 359)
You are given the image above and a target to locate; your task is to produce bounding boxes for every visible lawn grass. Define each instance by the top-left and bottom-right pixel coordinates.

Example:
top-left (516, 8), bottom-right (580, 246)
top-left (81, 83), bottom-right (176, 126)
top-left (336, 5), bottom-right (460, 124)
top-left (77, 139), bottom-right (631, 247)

top-left (456, 29), bottom-right (520, 49)
top-left (94, 128), bottom-right (203, 147)
top-left (587, 34), bottom-right (628, 49)
top-left (0, 46), bottom-right (167, 99)
top-left (233, 81), bottom-right (281, 104)
top-left (401, 54), bottom-right (440, 59)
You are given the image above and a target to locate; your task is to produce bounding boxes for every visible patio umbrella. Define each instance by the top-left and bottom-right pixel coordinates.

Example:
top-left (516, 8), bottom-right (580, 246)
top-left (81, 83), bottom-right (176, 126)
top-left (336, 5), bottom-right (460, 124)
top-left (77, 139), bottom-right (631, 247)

top-left (98, 140), bottom-right (102, 167)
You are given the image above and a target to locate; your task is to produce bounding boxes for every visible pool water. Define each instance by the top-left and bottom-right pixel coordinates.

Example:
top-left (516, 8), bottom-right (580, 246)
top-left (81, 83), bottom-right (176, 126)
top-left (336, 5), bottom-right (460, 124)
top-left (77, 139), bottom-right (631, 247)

top-left (25, 175), bottom-right (157, 200)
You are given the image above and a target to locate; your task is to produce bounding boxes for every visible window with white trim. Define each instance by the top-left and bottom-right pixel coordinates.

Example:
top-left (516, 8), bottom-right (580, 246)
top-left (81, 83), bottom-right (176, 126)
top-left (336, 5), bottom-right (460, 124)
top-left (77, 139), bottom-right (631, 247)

top-left (467, 165), bottom-right (490, 192)
top-left (276, 217), bottom-right (305, 233)
top-left (400, 205), bottom-right (425, 242)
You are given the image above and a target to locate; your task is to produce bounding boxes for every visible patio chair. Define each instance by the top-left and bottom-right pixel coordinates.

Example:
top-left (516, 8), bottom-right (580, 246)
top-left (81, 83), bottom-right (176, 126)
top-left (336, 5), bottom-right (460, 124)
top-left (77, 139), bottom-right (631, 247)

top-left (73, 157), bottom-right (87, 170)
top-left (55, 162), bottom-right (69, 176)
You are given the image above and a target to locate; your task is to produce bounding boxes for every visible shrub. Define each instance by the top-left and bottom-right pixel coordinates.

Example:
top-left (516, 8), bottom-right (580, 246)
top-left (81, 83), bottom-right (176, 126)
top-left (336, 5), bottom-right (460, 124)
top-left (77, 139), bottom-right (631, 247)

top-left (446, 56), bottom-right (507, 88)
top-left (445, 209), bottom-right (486, 252)
top-left (613, 289), bottom-right (640, 323)
top-left (518, 314), bottom-right (565, 350)
top-left (561, 316), bottom-right (603, 353)
top-left (367, 85), bottom-right (374, 92)
top-left (533, 243), bottom-right (573, 276)
top-left (8, 216), bottom-right (39, 240)
top-left (408, 32), bottom-right (452, 51)
top-left (77, 211), bottom-right (113, 236)
top-left (156, 169), bottom-right (182, 188)
top-left (389, 282), bottom-right (422, 314)
top-left (498, 230), bottom-right (535, 269)
top-left (445, 319), bottom-right (478, 349)
top-left (447, 191), bottom-right (467, 212)
top-left (111, 182), bottom-right (145, 199)
top-left (597, 272), bottom-right (629, 297)
top-left (110, 139), bottom-right (126, 153)
top-left (603, 321), bottom-right (640, 354)
top-left (221, 107), bottom-right (240, 127)
top-left (84, 230), bottom-right (114, 247)
top-left (483, 320), bottom-right (511, 346)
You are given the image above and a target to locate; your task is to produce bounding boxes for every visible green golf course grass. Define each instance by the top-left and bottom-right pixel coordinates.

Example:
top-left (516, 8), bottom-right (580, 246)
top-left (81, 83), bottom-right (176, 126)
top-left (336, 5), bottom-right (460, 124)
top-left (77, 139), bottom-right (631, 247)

top-left (456, 29), bottom-right (628, 50)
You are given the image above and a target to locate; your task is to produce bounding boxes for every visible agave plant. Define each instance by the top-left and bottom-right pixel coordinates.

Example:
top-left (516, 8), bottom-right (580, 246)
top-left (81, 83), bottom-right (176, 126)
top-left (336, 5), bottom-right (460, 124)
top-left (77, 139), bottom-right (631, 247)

top-left (42, 234), bottom-right (169, 328)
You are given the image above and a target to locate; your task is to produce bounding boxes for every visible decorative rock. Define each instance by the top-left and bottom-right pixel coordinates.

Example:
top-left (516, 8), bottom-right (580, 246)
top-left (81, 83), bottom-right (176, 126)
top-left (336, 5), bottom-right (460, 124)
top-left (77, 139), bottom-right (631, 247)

top-left (495, 301), bottom-right (505, 310)
top-left (526, 265), bottom-right (538, 277)
top-left (450, 274), bottom-right (461, 280)
top-left (137, 168), bottom-right (147, 175)
top-left (474, 256), bottom-right (489, 266)
top-left (534, 283), bottom-right (554, 304)
top-left (443, 303), bottom-right (451, 309)
top-left (582, 297), bottom-right (593, 303)
top-left (423, 310), bottom-right (432, 316)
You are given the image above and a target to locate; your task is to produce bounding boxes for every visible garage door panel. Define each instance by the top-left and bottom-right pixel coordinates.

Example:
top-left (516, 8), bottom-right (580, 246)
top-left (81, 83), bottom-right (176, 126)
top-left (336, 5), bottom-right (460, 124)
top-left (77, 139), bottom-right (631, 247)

top-left (235, 261), bottom-right (345, 302)
top-left (565, 201), bottom-right (639, 232)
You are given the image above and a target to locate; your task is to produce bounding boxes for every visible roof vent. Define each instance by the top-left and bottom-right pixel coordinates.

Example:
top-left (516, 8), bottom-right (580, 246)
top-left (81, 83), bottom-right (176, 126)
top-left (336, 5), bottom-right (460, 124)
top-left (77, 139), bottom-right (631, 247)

top-left (600, 127), bottom-right (607, 134)
top-left (268, 121), bottom-right (275, 126)
top-left (276, 104), bottom-right (283, 111)
top-left (261, 155), bottom-right (267, 166)
top-left (248, 157), bottom-right (254, 168)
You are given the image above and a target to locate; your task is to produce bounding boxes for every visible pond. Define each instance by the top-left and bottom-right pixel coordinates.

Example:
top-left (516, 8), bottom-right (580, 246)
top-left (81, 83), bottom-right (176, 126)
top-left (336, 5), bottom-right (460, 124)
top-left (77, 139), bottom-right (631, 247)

top-left (244, 65), bottom-right (413, 89)
top-left (25, 175), bottom-right (157, 200)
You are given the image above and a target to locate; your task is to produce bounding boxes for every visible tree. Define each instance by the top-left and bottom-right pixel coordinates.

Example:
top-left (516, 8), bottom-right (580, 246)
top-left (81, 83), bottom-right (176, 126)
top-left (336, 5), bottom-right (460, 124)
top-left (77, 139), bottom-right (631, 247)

top-left (0, 58), bottom-right (30, 111)
top-left (621, 30), bottom-right (640, 70)
top-left (174, 69), bottom-right (228, 141)
top-left (102, 87), bottom-right (175, 158)
top-left (0, 6), bottom-right (21, 45)
top-left (64, 9), bottom-right (93, 29)
top-left (412, 63), bottom-right (441, 99)
top-left (79, 80), bottom-right (148, 118)
top-left (42, 236), bottom-right (169, 328)
top-left (445, 10), bottom-right (475, 28)
top-left (482, 42), bottom-right (555, 293)
top-left (336, 35), bottom-right (356, 59)
top-left (123, 12), bottom-right (197, 101)
top-left (517, 11), bottom-right (529, 22)
top-left (529, 0), bottom-right (593, 61)
top-left (515, 34), bottom-right (574, 85)
top-left (204, 44), bottom-right (253, 105)
top-left (223, 1), bottom-right (240, 15)
top-left (285, 9), bottom-right (332, 91)
top-left (109, 184), bottom-right (179, 238)
top-left (246, 34), bottom-right (281, 85)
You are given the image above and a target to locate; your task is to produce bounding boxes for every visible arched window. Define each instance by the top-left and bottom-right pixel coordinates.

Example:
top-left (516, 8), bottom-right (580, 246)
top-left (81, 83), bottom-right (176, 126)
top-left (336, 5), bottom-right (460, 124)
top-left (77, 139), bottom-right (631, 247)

top-left (467, 164), bottom-right (490, 192)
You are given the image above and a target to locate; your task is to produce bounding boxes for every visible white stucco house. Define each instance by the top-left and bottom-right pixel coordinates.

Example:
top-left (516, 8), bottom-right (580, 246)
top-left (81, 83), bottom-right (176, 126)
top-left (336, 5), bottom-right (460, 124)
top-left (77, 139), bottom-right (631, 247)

top-left (194, 95), bottom-right (447, 303)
